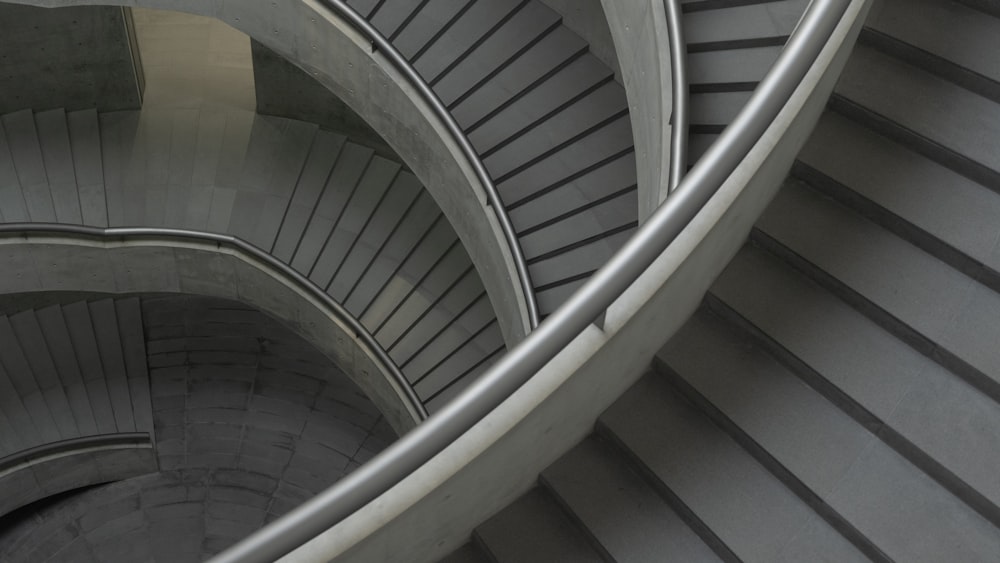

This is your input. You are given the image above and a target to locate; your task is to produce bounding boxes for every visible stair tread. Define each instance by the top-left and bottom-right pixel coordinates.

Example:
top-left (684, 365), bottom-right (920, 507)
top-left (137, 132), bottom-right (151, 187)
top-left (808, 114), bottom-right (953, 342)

top-left (757, 178), bottom-right (1000, 394)
top-left (835, 43), bottom-right (1000, 175)
top-left (271, 129), bottom-right (347, 263)
top-left (712, 243), bottom-right (1000, 520)
top-left (309, 155), bottom-right (400, 290)
top-left (374, 243), bottom-right (470, 345)
top-left (361, 216), bottom-right (455, 330)
top-left (413, 320), bottom-right (503, 401)
top-left (328, 171), bottom-right (422, 303)
top-left (34, 108), bottom-right (83, 225)
top-left (454, 28), bottom-right (594, 133)
top-left (63, 300), bottom-right (118, 435)
top-left (482, 81), bottom-right (627, 180)
top-left (438, 543), bottom-right (490, 563)
top-left (542, 436), bottom-right (720, 562)
top-left (66, 108), bottom-right (108, 227)
top-left (0, 116), bottom-right (30, 222)
top-left (35, 304), bottom-right (99, 436)
top-left (431, 2), bottom-right (558, 107)
top-left (344, 193), bottom-right (442, 316)
top-left (412, 0), bottom-right (523, 82)
top-left (392, 0), bottom-right (473, 61)
top-left (476, 488), bottom-right (604, 563)
top-left (867, 0), bottom-right (1000, 85)
top-left (688, 45), bottom-right (783, 85)
top-left (684, 0), bottom-right (807, 44)
top-left (9, 310), bottom-right (78, 439)
top-left (662, 307), bottom-right (1000, 560)
top-left (798, 111), bottom-right (1000, 277)
top-left (370, 0), bottom-right (425, 39)
top-left (602, 373), bottom-right (866, 561)
top-left (3, 109), bottom-right (56, 222)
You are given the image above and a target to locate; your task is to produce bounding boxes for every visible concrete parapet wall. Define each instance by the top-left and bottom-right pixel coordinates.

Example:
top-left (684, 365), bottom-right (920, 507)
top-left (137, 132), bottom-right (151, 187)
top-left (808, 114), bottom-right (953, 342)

top-left (0, 3), bottom-right (142, 113)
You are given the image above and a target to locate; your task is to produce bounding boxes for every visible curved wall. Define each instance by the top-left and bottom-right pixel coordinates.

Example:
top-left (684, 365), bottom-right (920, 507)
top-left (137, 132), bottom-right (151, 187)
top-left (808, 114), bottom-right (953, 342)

top-left (0, 294), bottom-right (394, 562)
top-left (0, 235), bottom-right (422, 433)
top-left (4, 0), bottom-right (532, 345)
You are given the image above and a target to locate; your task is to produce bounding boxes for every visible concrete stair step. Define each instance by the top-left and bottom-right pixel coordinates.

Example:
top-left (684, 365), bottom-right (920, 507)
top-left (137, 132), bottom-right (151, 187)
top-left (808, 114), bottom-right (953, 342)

top-left (35, 303), bottom-right (99, 436)
top-left (437, 543), bottom-right (491, 563)
top-left (711, 243), bottom-right (1000, 530)
top-left (8, 309), bottom-right (78, 439)
top-left (392, 0), bottom-right (476, 62)
top-left (0, 314), bottom-right (62, 444)
top-left (66, 108), bottom-right (108, 227)
top-left (833, 43), bottom-right (1000, 191)
top-left (327, 171), bottom-right (422, 303)
top-left (411, 0), bottom-right (523, 84)
top-left (455, 27), bottom-right (596, 135)
top-left (62, 299), bottom-right (118, 435)
top-left (541, 435), bottom-right (721, 562)
top-left (795, 111), bottom-right (1000, 294)
top-left (34, 108), bottom-right (83, 225)
top-left (290, 141), bottom-right (375, 274)
top-left (2, 108), bottom-right (55, 222)
top-left (683, 0), bottom-right (808, 44)
top-left (864, 0), bottom-right (1000, 101)
top-left (755, 178), bottom-right (1000, 405)
top-left (89, 298), bottom-right (137, 433)
top-left (271, 129), bottom-right (348, 263)
top-left (308, 154), bottom-right (401, 291)
top-left (430, 2), bottom-right (560, 107)
top-left (600, 372), bottom-right (867, 561)
top-left (475, 487), bottom-right (605, 563)
top-left (661, 306), bottom-right (1000, 560)
top-left (0, 112), bottom-right (30, 222)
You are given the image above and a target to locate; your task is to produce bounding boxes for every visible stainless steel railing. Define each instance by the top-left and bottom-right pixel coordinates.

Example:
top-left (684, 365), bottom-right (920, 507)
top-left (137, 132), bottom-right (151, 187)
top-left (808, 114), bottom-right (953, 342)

top-left (665, 0), bottom-right (689, 193)
top-left (320, 0), bottom-right (540, 331)
top-left (212, 1), bottom-right (851, 561)
top-left (0, 223), bottom-right (428, 421)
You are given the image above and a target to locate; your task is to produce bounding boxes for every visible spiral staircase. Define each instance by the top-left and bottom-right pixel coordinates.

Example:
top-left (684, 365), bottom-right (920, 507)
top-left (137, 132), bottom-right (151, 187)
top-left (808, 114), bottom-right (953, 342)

top-left (2, 0), bottom-right (1000, 561)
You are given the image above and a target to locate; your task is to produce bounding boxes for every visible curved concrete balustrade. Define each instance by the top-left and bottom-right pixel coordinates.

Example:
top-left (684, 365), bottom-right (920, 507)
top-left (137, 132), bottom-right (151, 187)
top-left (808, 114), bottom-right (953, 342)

top-left (0, 295), bottom-right (394, 562)
top-left (0, 433), bottom-right (155, 517)
top-left (280, 1), bottom-right (869, 560)
top-left (683, 0), bottom-right (812, 165)
top-left (344, 0), bottom-right (641, 317)
top-left (0, 293), bottom-right (158, 517)
top-left (0, 233), bottom-right (424, 433)
top-left (6, 0), bottom-right (533, 344)
top-left (0, 105), bottom-right (506, 416)
top-left (601, 0), bottom-right (675, 221)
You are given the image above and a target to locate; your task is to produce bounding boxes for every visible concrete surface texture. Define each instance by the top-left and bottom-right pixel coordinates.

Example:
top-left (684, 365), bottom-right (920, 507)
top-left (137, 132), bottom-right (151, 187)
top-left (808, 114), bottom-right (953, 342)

top-left (447, 0), bottom-right (1000, 561)
top-left (250, 39), bottom-right (397, 159)
top-left (0, 101), bottom-right (505, 415)
top-left (0, 295), bottom-right (394, 562)
top-left (0, 4), bottom-right (142, 113)
top-left (131, 7), bottom-right (255, 111)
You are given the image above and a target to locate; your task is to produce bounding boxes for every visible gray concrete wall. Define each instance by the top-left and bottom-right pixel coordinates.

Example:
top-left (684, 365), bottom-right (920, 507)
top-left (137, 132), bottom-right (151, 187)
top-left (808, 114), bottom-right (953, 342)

top-left (0, 4), bottom-right (142, 113)
top-left (250, 39), bottom-right (397, 159)
top-left (286, 1), bottom-right (872, 559)
top-left (0, 295), bottom-right (395, 562)
top-left (538, 0), bottom-right (620, 80)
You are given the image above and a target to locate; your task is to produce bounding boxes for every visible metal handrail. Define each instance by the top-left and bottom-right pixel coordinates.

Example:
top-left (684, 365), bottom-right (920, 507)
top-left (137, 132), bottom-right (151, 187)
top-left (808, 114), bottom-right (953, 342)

top-left (214, 0), bottom-right (851, 561)
top-left (0, 223), bottom-right (428, 421)
top-left (665, 0), bottom-right (689, 192)
top-left (0, 432), bottom-right (150, 475)
top-left (320, 0), bottom-right (540, 330)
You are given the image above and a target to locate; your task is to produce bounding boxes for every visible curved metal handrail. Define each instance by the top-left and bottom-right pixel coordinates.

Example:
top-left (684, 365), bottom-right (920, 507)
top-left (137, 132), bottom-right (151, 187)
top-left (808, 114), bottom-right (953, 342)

top-left (320, 0), bottom-right (540, 331)
top-left (0, 433), bottom-right (150, 476)
top-left (665, 0), bottom-right (689, 192)
top-left (0, 223), bottom-right (428, 421)
top-left (213, 0), bottom-right (852, 561)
